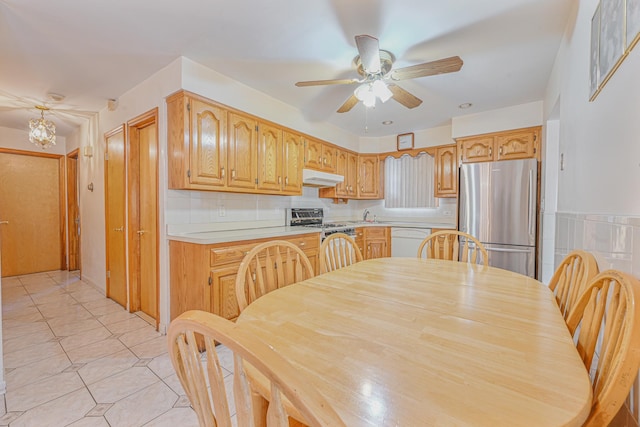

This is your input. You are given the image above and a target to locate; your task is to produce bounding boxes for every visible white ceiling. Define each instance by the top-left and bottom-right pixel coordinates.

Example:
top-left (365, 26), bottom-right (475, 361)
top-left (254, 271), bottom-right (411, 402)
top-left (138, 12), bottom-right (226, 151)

top-left (0, 0), bottom-right (574, 138)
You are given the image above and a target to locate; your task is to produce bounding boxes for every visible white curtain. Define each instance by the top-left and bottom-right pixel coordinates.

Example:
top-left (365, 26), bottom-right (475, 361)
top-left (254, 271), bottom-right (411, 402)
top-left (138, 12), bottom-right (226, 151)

top-left (384, 153), bottom-right (436, 208)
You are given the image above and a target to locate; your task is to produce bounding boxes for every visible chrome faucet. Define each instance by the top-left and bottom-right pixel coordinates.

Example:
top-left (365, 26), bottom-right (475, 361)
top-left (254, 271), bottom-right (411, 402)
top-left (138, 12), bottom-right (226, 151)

top-left (363, 209), bottom-right (370, 222)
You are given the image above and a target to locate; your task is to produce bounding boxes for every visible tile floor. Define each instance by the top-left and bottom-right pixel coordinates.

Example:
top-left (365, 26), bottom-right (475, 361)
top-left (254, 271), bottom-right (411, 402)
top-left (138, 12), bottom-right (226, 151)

top-left (0, 270), bottom-right (235, 426)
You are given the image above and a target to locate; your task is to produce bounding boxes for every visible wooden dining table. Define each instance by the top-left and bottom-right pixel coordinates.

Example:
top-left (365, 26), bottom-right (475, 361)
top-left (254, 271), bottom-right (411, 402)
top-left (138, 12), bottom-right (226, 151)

top-left (235, 257), bottom-right (593, 426)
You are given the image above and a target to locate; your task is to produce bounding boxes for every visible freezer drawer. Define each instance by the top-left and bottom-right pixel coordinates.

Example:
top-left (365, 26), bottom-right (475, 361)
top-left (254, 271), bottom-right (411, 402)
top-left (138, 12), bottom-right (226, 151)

top-left (480, 243), bottom-right (536, 278)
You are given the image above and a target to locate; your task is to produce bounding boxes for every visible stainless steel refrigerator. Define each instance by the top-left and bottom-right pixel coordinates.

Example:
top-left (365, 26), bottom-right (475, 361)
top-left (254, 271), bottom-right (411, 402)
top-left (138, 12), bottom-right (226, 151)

top-left (458, 158), bottom-right (537, 277)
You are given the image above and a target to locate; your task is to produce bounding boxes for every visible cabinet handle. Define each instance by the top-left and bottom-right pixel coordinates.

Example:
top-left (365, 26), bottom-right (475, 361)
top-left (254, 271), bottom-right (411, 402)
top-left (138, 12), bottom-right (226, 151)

top-left (318, 156), bottom-right (322, 163)
top-left (278, 176), bottom-right (282, 184)
top-left (285, 177), bottom-right (289, 185)
top-left (299, 242), bottom-right (305, 246)
top-left (489, 147), bottom-right (492, 156)
top-left (0, 220), bottom-right (9, 225)
top-left (113, 226), bottom-right (124, 232)
top-left (231, 169), bottom-right (236, 178)
top-left (361, 186), bottom-right (364, 192)
top-left (499, 147), bottom-right (503, 155)
top-left (323, 157), bottom-right (327, 165)
top-left (221, 167), bottom-right (225, 178)
top-left (208, 277), bottom-right (212, 286)
top-left (438, 182), bottom-right (441, 191)
top-left (137, 230), bottom-right (146, 235)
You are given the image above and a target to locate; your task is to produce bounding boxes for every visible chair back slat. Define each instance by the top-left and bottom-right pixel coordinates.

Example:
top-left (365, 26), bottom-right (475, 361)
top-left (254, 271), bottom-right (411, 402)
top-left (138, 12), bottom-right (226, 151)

top-left (565, 270), bottom-right (640, 427)
top-left (236, 240), bottom-right (314, 311)
top-left (168, 311), bottom-right (346, 427)
top-left (549, 250), bottom-right (599, 321)
top-left (417, 230), bottom-right (488, 266)
top-left (319, 233), bottom-right (363, 274)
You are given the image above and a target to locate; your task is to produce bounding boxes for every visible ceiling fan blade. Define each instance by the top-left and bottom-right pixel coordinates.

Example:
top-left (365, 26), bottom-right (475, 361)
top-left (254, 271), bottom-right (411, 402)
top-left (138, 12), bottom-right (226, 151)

top-left (355, 34), bottom-right (381, 74)
top-left (337, 94), bottom-right (359, 113)
top-left (388, 84), bottom-right (423, 109)
top-left (295, 78), bottom-right (360, 87)
top-left (390, 56), bottom-right (463, 81)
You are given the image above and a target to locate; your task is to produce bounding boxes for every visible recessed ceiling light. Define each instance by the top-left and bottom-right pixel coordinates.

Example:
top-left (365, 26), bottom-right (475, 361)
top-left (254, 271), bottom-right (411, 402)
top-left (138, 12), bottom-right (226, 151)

top-left (382, 120), bottom-right (393, 125)
top-left (458, 102), bottom-right (472, 109)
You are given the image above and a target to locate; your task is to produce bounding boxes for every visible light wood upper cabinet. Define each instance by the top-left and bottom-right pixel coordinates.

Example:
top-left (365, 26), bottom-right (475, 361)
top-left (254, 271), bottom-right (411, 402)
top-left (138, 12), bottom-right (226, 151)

top-left (495, 129), bottom-right (538, 161)
top-left (305, 138), bottom-right (337, 172)
top-left (457, 126), bottom-right (541, 164)
top-left (358, 155), bottom-right (382, 199)
top-left (435, 145), bottom-right (457, 198)
top-left (227, 112), bottom-right (258, 190)
top-left (167, 91), bottom-right (229, 190)
top-left (257, 122), bottom-right (282, 192)
top-left (458, 136), bottom-right (495, 163)
top-left (319, 149), bottom-right (358, 199)
top-left (167, 90), bottom-right (302, 196)
top-left (281, 131), bottom-right (304, 194)
top-left (189, 99), bottom-right (227, 187)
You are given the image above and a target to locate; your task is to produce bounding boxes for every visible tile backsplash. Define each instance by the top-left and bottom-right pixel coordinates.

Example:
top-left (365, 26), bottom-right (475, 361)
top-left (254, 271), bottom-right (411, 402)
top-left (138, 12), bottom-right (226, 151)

top-left (166, 187), bottom-right (456, 228)
top-left (554, 213), bottom-right (640, 279)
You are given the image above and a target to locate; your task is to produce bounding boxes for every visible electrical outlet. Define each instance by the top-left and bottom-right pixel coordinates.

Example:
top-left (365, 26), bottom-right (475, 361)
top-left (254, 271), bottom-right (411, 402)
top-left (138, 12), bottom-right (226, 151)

top-left (218, 204), bottom-right (226, 217)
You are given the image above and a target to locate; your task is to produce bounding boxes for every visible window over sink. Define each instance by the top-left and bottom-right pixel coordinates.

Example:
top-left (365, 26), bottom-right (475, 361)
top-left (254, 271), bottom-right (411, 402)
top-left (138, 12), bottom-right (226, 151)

top-left (383, 152), bottom-right (436, 208)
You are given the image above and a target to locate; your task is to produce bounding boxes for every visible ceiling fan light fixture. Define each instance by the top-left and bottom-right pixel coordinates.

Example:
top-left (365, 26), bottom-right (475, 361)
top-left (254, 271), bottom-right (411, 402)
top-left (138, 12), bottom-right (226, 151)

top-left (29, 106), bottom-right (56, 149)
top-left (372, 80), bottom-right (392, 103)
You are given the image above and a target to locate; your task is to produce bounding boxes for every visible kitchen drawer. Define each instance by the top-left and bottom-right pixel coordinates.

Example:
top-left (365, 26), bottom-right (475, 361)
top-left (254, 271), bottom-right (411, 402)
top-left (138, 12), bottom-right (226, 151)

top-left (289, 234), bottom-right (319, 251)
top-left (364, 227), bottom-right (387, 239)
top-left (210, 233), bottom-right (319, 267)
top-left (210, 243), bottom-right (256, 266)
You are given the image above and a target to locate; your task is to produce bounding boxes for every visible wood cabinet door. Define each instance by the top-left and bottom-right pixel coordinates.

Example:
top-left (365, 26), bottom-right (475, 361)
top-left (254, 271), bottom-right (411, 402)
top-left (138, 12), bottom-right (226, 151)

top-left (211, 266), bottom-right (241, 321)
top-left (366, 239), bottom-right (387, 259)
top-left (334, 150), bottom-right (349, 197)
top-left (304, 138), bottom-right (323, 170)
top-left (257, 122), bottom-right (282, 192)
top-left (496, 129), bottom-right (537, 161)
top-left (322, 145), bottom-right (337, 172)
top-left (459, 136), bottom-right (495, 163)
top-left (228, 112), bottom-right (257, 189)
top-left (282, 131), bottom-right (304, 194)
top-left (347, 152), bottom-right (358, 196)
top-left (358, 155), bottom-right (380, 198)
top-left (189, 99), bottom-right (227, 187)
top-left (435, 145), bottom-right (458, 197)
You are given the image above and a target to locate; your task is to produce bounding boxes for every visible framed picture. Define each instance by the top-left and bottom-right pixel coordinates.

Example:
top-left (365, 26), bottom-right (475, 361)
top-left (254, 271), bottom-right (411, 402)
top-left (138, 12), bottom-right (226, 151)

top-left (590, 4), bottom-right (601, 100)
top-left (627, 0), bottom-right (640, 50)
top-left (397, 133), bottom-right (414, 151)
top-left (598, 0), bottom-right (625, 86)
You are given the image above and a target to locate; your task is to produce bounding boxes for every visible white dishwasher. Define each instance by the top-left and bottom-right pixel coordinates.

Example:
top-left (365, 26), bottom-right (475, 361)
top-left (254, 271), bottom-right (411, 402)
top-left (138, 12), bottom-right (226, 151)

top-left (391, 227), bottom-right (431, 257)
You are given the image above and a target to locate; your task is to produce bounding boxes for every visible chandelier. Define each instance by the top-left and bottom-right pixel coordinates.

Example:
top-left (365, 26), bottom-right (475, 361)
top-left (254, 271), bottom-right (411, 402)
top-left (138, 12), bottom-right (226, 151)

top-left (29, 106), bottom-right (56, 149)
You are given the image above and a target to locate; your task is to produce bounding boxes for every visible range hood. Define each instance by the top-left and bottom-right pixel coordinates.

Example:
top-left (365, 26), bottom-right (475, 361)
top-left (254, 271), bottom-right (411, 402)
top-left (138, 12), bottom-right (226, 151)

top-left (302, 169), bottom-right (344, 187)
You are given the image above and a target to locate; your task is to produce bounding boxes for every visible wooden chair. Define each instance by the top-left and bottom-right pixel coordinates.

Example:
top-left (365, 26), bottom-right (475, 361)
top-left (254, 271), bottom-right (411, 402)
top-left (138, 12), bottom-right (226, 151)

top-left (235, 240), bottom-right (314, 312)
top-left (319, 233), bottom-right (363, 274)
top-left (548, 250), bottom-right (599, 321)
top-left (417, 230), bottom-right (488, 266)
top-left (565, 270), bottom-right (640, 427)
top-left (168, 310), bottom-right (346, 427)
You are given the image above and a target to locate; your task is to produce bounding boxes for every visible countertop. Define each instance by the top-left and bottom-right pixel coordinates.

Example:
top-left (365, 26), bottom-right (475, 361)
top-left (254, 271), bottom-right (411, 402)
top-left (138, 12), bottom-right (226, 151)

top-left (167, 221), bottom-right (455, 245)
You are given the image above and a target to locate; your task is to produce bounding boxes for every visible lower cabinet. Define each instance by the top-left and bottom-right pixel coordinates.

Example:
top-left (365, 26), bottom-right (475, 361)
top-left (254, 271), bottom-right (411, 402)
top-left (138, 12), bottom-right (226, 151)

top-left (169, 233), bottom-right (320, 321)
top-left (355, 226), bottom-right (390, 260)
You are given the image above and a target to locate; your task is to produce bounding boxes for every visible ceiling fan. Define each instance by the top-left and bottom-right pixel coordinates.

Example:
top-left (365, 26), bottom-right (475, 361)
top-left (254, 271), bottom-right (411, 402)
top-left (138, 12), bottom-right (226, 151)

top-left (295, 35), bottom-right (463, 113)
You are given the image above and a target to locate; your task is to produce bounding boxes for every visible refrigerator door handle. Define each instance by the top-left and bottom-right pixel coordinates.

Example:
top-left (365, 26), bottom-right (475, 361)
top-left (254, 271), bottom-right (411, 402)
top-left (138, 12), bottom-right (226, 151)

top-left (484, 246), bottom-right (533, 254)
top-left (528, 169), bottom-right (534, 238)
